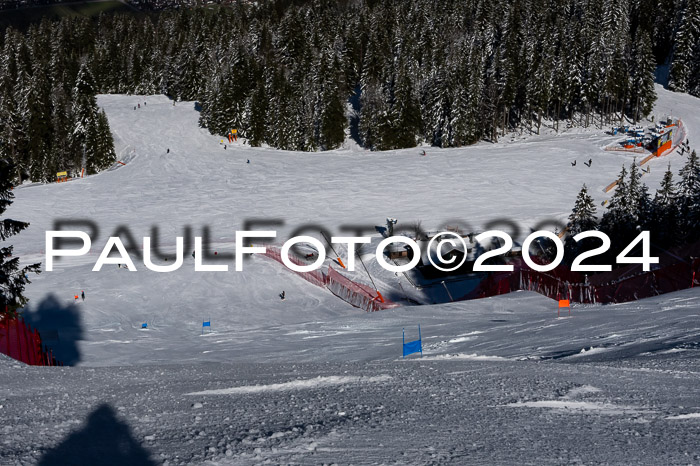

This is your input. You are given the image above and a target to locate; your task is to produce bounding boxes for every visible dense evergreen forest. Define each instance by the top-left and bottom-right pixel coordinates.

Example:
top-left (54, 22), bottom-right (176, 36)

top-left (1, 0), bottom-right (699, 182)
top-left (563, 149), bottom-right (700, 267)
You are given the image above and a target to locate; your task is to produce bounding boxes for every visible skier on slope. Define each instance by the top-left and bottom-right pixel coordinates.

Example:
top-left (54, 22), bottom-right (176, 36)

top-left (280, 291), bottom-right (285, 300)
top-left (81, 290), bottom-right (85, 301)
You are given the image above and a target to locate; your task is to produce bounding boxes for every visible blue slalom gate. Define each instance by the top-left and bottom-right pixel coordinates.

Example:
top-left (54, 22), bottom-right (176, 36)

top-left (403, 325), bottom-right (422, 358)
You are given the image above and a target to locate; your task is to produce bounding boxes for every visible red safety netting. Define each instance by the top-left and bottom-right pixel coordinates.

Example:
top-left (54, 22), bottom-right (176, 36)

top-left (0, 316), bottom-right (62, 366)
top-left (588, 260), bottom-right (699, 303)
top-left (261, 245), bottom-right (398, 312)
top-left (518, 268), bottom-right (596, 303)
top-left (460, 242), bottom-right (700, 304)
top-left (326, 266), bottom-right (398, 312)
top-left (264, 240), bottom-right (700, 308)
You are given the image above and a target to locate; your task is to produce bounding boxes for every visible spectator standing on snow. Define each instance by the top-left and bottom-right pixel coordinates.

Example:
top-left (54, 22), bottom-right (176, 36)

top-left (81, 290), bottom-right (85, 301)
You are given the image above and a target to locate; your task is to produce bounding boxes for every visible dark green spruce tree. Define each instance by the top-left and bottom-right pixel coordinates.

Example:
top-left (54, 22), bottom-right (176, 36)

top-left (599, 164), bottom-right (634, 261)
top-left (564, 184), bottom-right (598, 263)
top-left (0, 160), bottom-right (40, 318)
top-left (649, 163), bottom-right (680, 247)
top-left (677, 150), bottom-right (700, 243)
top-left (669, 0), bottom-right (700, 94)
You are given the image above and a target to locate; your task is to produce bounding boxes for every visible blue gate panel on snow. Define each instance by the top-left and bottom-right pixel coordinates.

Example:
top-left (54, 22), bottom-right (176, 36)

top-left (403, 339), bottom-right (422, 357)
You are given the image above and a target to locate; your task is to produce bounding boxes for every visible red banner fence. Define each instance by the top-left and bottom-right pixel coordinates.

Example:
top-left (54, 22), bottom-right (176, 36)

top-left (0, 316), bottom-right (62, 366)
top-left (262, 245), bottom-right (398, 312)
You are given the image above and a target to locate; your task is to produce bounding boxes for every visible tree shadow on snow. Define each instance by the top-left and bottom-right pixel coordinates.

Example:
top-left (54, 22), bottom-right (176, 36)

top-left (348, 84), bottom-right (362, 145)
top-left (22, 293), bottom-right (84, 366)
top-left (38, 404), bottom-right (155, 466)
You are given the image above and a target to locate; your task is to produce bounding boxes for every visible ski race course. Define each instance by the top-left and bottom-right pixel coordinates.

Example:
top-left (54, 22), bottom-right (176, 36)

top-left (2, 85), bottom-right (700, 464)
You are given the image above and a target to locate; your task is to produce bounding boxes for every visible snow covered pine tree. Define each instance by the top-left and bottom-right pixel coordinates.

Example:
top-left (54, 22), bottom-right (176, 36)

top-left (0, 159), bottom-right (40, 318)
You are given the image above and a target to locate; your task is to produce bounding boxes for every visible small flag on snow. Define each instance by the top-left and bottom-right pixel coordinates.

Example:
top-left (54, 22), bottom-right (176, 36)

top-left (558, 300), bottom-right (570, 317)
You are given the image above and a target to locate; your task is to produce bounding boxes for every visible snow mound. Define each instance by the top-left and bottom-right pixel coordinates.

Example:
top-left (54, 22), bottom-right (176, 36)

top-left (418, 353), bottom-right (510, 361)
top-left (506, 400), bottom-right (652, 415)
top-left (186, 375), bottom-right (392, 395)
top-left (666, 413), bottom-right (700, 420)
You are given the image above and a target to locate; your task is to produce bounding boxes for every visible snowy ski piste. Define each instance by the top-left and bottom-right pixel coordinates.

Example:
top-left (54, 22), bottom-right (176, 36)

top-left (3, 85), bottom-right (700, 464)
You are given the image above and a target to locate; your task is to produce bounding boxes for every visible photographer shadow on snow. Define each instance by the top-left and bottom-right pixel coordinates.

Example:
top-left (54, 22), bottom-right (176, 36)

top-left (38, 404), bottom-right (155, 466)
top-left (22, 293), bottom-right (84, 366)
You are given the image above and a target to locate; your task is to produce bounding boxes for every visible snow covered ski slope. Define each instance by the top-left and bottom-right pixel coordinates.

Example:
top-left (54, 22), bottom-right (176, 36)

top-left (6, 84), bottom-right (700, 367)
top-left (2, 86), bottom-right (700, 465)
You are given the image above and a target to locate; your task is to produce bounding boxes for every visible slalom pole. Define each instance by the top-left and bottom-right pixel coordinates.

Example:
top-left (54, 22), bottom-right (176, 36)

top-left (321, 231), bottom-right (346, 269)
top-left (355, 246), bottom-right (384, 303)
top-left (419, 325), bottom-right (422, 357)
